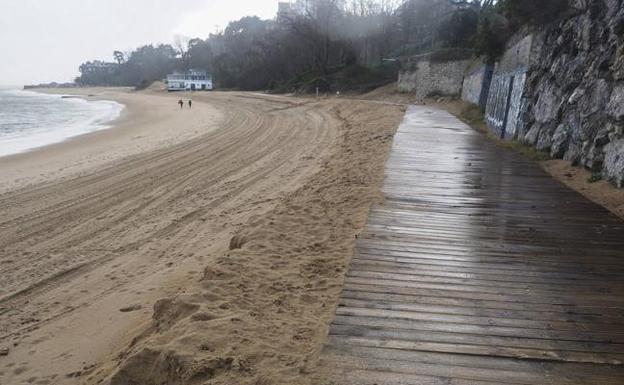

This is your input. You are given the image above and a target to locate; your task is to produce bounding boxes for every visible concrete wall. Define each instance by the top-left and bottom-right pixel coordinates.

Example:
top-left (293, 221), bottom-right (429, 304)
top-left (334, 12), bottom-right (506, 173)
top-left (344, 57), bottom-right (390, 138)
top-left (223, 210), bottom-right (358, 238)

top-left (484, 74), bottom-right (511, 136)
top-left (497, 35), bottom-right (534, 72)
top-left (484, 35), bottom-right (533, 139)
top-left (399, 59), bottom-right (470, 100)
top-left (462, 63), bottom-right (493, 110)
top-left (484, 68), bottom-right (528, 139)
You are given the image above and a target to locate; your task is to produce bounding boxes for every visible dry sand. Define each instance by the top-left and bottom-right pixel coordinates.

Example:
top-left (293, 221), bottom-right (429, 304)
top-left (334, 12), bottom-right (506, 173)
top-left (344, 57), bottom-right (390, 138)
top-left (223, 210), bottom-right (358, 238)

top-left (0, 88), bottom-right (404, 385)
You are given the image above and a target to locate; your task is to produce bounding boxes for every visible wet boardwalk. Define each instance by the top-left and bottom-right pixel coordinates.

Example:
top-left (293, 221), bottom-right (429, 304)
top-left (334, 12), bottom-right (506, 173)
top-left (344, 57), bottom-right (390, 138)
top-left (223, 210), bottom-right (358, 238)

top-left (317, 106), bottom-right (624, 384)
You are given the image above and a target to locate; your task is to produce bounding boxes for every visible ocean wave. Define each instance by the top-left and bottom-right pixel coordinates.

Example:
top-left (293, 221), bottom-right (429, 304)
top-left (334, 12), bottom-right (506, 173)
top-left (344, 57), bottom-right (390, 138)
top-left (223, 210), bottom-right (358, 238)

top-left (0, 89), bottom-right (124, 157)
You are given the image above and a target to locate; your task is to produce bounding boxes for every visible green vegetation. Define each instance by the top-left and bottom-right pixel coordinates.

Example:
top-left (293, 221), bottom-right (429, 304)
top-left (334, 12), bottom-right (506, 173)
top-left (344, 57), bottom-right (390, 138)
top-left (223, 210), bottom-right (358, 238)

top-left (587, 173), bottom-right (603, 183)
top-left (458, 102), bottom-right (551, 162)
top-left (75, 0), bottom-right (571, 91)
top-left (459, 103), bottom-right (486, 128)
top-left (276, 63), bottom-right (398, 93)
top-left (507, 140), bottom-right (551, 162)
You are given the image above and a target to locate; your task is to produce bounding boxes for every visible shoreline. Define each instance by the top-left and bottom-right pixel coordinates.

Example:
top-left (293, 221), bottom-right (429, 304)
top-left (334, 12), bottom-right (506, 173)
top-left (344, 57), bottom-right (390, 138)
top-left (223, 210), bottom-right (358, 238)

top-left (0, 88), bottom-right (125, 158)
top-left (0, 88), bottom-right (223, 193)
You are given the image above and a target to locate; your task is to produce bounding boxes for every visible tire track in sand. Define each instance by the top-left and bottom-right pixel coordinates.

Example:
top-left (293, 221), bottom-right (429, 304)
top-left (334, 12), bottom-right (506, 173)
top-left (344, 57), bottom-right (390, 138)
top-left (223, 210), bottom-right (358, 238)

top-left (0, 92), bottom-right (338, 343)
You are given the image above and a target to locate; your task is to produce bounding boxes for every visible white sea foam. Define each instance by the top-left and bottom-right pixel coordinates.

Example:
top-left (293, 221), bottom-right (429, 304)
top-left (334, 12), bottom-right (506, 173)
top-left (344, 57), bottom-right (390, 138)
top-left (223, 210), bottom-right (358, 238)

top-left (0, 88), bottom-right (124, 157)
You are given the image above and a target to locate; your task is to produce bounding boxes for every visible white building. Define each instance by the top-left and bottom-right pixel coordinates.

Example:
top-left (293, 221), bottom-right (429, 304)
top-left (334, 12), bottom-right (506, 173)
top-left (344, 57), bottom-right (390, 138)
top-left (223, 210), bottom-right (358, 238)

top-left (166, 69), bottom-right (213, 91)
top-left (79, 60), bottom-right (118, 74)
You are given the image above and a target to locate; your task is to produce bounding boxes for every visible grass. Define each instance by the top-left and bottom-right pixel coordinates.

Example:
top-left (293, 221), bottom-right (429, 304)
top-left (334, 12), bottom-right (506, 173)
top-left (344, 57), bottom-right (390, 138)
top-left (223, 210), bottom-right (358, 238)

top-left (587, 172), bottom-right (603, 183)
top-left (459, 103), bottom-right (486, 128)
top-left (457, 102), bottom-right (551, 162)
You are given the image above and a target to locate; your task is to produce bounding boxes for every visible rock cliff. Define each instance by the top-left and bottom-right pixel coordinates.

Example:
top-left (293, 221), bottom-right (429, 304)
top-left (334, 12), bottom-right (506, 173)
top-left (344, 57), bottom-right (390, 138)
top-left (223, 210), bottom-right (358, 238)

top-left (519, 0), bottom-right (624, 186)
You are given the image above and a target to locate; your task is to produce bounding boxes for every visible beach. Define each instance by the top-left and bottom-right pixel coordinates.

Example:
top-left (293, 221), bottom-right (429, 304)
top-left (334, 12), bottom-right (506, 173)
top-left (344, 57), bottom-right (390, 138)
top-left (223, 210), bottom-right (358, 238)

top-left (0, 88), bottom-right (223, 192)
top-left (0, 88), bottom-right (404, 384)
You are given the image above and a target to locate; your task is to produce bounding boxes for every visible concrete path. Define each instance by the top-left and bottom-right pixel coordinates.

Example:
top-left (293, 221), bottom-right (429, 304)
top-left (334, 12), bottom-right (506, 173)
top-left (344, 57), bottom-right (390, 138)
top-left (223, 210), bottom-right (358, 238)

top-left (317, 106), bottom-right (624, 384)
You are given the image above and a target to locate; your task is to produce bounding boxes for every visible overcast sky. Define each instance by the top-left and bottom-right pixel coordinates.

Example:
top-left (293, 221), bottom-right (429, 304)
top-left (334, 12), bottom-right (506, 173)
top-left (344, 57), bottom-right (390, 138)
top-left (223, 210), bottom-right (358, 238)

top-left (0, 0), bottom-right (277, 85)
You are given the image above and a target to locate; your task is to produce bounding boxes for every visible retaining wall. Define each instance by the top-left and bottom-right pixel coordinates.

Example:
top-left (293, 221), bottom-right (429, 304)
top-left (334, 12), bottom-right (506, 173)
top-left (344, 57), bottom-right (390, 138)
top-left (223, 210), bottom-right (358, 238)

top-left (462, 64), bottom-right (494, 110)
top-left (483, 35), bottom-right (534, 139)
top-left (398, 59), bottom-right (470, 100)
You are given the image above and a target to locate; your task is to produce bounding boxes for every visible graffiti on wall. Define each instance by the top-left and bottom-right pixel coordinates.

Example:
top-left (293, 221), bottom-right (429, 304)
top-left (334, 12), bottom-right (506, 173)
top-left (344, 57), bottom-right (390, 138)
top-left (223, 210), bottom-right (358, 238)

top-left (484, 68), bottom-right (527, 139)
top-left (461, 65), bottom-right (493, 110)
top-left (505, 72), bottom-right (527, 138)
top-left (458, 34), bottom-right (535, 140)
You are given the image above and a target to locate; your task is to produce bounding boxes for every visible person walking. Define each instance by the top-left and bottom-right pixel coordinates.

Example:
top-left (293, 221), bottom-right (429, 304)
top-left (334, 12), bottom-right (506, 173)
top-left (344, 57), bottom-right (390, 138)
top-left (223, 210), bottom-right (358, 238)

top-left (188, 99), bottom-right (192, 109)
top-left (178, 99), bottom-right (184, 109)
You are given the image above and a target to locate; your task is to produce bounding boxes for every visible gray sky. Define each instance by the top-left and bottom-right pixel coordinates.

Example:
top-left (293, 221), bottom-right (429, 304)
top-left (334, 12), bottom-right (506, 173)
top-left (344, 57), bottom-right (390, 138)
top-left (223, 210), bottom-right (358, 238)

top-left (0, 0), bottom-right (277, 85)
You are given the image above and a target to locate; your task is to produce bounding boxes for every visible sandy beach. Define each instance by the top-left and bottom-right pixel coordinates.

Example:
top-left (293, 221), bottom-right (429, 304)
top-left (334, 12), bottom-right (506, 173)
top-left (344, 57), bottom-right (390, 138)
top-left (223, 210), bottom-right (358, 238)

top-left (0, 88), bottom-right (223, 192)
top-left (0, 88), bottom-right (404, 385)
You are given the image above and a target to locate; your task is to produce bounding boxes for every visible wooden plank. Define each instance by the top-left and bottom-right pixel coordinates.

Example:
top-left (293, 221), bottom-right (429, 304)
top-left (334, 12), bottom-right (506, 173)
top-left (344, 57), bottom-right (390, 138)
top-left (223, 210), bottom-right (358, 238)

top-left (335, 306), bottom-right (624, 334)
top-left (329, 323), bottom-right (624, 355)
top-left (350, 258), bottom-right (623, 282)
top-left (345, 269), bottom-right (624, 293)
top-left (341, 285), bottom-right (623, 323)
top-left (326, 334), bottom-right (624, 364)
top-left (316, 368), bottom-right (506, 385)
top-left (339, 297), bottom-right (624, 324)
top-left (343, 277), bottom-right (624, 305)
top-left (353, 253), bottom-right (624, 276)
top-left (350, 257), bottom-right (623, 282)
top-left (316, 106), bottom-right (624, 384)
top-left (320, 345), bottom-right (624, 385)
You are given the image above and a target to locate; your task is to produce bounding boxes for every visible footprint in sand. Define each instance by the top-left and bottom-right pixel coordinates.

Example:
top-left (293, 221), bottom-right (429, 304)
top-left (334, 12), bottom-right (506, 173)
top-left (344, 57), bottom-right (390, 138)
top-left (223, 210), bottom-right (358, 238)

top-left (13, 365), bottom-right (28, 375)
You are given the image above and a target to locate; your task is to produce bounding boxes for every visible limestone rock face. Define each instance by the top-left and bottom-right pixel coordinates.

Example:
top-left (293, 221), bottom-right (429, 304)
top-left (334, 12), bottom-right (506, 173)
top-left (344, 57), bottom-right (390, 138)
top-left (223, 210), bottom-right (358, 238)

top-left (534, 83), bottom-right (562, 123)
top-left (605, 139), bottom-right (624, 187)
top-left (551, 124), bottom-right (570, 158)
top-left (519, 0), bottom-right (624, 187)
top-left (524, 123), bottom-right (541, 145)
top-left (607, 85), bottom-right (624, 122)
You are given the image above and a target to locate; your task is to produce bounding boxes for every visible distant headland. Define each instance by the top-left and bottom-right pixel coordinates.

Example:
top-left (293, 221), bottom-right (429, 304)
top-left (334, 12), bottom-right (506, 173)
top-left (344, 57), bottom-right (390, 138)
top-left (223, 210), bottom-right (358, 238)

top-left (23, 82), bottom-right (77, 90)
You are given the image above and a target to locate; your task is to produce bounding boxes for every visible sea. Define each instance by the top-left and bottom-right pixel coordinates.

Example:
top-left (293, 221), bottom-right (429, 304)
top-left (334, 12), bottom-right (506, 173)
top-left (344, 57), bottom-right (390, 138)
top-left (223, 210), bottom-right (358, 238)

top-left (0, 87), bottom-right (124, 157)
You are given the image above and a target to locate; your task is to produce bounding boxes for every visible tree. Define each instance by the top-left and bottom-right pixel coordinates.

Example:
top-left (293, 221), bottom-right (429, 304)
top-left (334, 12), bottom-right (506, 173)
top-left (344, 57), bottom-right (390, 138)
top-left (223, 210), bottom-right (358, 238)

top-left (113, 50), bottom-right (125, 64)
top-left (186, 38), bottom-right (213, 70)
top-left (75, 0), bottom-right (565, 90)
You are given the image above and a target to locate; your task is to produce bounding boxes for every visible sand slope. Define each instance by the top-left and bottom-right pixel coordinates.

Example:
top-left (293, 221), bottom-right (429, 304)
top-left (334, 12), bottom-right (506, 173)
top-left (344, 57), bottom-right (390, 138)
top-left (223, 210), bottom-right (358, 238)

top-left (104, 100), bottom-right (403, 385)
top-left (0, 90), bottom-right (404, 385)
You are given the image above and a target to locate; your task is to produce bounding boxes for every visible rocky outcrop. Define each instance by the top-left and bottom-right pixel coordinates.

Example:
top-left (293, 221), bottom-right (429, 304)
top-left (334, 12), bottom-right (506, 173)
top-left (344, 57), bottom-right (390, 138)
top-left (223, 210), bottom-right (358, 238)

top-left (519, 0), bottom-right (624, 186)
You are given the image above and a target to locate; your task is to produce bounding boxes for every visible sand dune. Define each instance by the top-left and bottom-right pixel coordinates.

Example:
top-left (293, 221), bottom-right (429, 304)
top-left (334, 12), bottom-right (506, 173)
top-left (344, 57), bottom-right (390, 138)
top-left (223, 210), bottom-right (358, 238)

top-left (0, 89), bottom-right (404, 385)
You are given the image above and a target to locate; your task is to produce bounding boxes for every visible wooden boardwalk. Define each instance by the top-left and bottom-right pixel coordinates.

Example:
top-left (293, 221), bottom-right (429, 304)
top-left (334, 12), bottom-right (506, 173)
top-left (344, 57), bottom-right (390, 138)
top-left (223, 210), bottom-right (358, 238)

top-left (317, 106), bottom-right (624, 384)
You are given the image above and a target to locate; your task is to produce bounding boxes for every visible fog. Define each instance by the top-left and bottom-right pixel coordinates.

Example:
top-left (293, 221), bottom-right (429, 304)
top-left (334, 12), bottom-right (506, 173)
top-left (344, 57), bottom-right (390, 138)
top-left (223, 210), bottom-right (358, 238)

top-left (0, 0), bottom-right (277, 85)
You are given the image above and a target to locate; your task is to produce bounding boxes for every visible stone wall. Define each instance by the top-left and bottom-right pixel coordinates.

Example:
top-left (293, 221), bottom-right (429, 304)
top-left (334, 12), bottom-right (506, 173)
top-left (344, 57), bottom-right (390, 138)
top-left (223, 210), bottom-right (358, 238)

top-left (518, 0), bottom-right (624, 186)
top-left (399, 59), bottom-right (470, 100)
